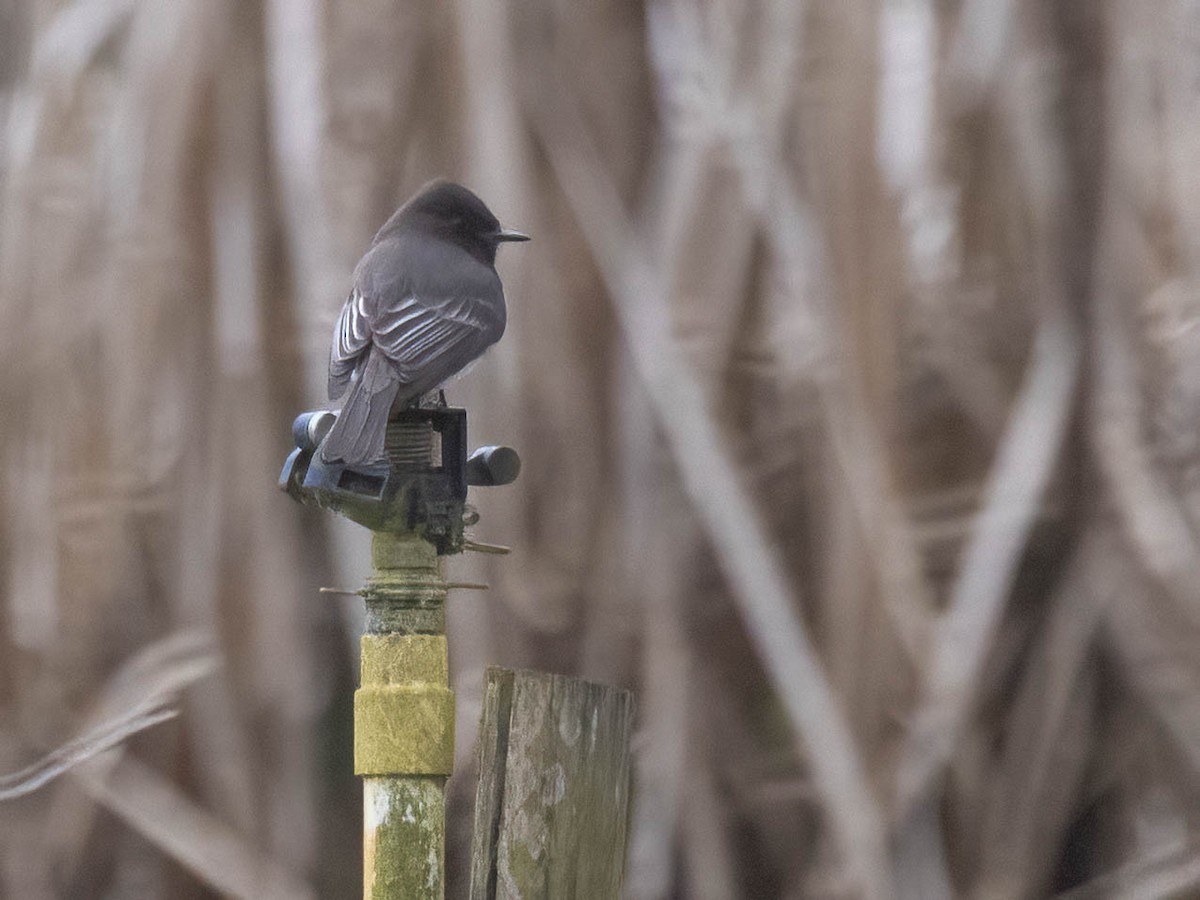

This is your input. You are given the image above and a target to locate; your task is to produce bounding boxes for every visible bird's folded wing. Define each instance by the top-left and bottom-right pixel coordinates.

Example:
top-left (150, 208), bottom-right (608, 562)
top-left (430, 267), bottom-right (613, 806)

top-left (371, 293), bottom-right (496, 384)
top-left (329, 289), bottom-right (372, 399)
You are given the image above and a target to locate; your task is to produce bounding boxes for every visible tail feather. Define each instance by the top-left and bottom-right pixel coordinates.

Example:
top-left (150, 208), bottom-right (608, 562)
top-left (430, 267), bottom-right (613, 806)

top-left (321, 351), bottom-right (401, 466)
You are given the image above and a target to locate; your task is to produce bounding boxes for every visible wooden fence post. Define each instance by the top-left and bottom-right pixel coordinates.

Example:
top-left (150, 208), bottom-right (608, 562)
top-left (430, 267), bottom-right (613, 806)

top-left (469, 667), bottom-right (635, 899)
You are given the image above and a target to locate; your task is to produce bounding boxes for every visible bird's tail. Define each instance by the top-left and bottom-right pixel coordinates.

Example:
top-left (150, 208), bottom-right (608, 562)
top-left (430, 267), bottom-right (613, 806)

top-left (320, 350), bottom-right (400, 466)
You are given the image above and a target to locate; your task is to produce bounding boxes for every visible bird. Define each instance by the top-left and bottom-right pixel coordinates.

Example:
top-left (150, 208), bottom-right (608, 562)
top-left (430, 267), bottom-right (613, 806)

top-left (320, 180), bottom-right (528, 466)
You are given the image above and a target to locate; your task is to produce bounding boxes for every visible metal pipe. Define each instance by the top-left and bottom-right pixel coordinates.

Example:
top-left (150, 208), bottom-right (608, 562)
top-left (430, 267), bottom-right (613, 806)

top-left (355, 532), bottom-right (454, 900)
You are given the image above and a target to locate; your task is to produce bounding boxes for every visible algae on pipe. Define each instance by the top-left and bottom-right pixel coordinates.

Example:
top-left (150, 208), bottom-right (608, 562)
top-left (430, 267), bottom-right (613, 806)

top-left (357, 533), bottom-right (454, 900)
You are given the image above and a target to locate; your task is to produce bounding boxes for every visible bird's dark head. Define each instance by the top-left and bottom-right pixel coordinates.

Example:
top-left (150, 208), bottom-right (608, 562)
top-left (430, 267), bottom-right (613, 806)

top-left (385, 180), bottom-right (529, 266)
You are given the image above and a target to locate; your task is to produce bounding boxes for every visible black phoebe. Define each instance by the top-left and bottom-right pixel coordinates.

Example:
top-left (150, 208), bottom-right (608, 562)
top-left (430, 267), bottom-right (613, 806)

top-left (320, 180), bottom-right (528, 466)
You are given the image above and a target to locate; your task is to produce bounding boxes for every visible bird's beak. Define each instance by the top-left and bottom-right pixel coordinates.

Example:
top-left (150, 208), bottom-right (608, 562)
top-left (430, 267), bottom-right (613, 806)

top-left (495, 227), bottom-right (530, 242)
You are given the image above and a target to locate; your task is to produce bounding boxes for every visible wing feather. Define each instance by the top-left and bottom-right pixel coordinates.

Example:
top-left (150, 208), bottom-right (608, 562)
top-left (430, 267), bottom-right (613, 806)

top-left (372, 295), bottom-right (498, 387)
top-left (328, 289), bottom-right (372, 399)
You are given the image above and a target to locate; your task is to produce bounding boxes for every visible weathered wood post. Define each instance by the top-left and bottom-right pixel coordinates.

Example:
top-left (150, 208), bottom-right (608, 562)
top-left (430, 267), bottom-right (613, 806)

top-left (281, 405), bottom-right (521, 899)
top-left (469, 668), bottom-right (635, 899)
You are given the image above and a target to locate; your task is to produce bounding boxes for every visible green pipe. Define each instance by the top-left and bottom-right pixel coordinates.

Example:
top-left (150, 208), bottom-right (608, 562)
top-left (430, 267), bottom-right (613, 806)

top-left (355, 533), bottom-right (454, 900)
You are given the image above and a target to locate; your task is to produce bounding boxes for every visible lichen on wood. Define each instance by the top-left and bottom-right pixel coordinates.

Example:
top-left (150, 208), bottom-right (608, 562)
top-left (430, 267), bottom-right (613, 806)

top-left (469, 668), bottom-right (635, 899)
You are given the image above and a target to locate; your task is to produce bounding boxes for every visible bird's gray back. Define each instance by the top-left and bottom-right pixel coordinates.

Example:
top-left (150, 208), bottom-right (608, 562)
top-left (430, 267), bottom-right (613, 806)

top-left (328, 233), bottom-right (507, 402)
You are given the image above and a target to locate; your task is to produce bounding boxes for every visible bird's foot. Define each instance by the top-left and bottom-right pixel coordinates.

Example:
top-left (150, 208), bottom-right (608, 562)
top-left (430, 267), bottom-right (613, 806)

top-left (417, 390), bottom-right (448, 409)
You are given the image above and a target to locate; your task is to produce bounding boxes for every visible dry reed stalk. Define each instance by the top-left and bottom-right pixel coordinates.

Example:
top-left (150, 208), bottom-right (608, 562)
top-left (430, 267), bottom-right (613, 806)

top-left (893, 2), bottom-right (1081, 824)
top-left (79, 755), bottom-right (316, 900)
top-left (623, 6), bottom-right (805, 889)
top-left (1089, 11), bottom-right (1200, 849)
top-left (1093, 1), bottom-right (1200, 626)
top-left (621, 438), bottom-right (697, 899)
top-left (882, 0), bottom-right (1014, 445)
top-left (646, 10), bottom-right (930, 841)
top-left (732, 0), bottom-right (936, 671)
top-left (680, 751), bottom-right (740, 900)
top-left (456, 0), bottom-right (599, 638)
top-left (213, 2), bottom-right (323, 869)
top-left (262, 0), bottom-right (337, 398)
top-left (973, 528), bottom-right (1113, 898)
top-left (524, 65), bottom-right (892, 899)
top-left (45, 630), bottom-right (218, 882)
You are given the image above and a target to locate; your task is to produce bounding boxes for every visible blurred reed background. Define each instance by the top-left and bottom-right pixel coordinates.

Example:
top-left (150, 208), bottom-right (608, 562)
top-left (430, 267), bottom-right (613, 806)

top-left (2, 0), bottom-right (1200, 897)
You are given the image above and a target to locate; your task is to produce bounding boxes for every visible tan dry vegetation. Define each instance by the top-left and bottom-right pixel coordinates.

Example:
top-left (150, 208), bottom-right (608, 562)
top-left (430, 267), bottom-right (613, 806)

top-left (2, 0), bottom-right (1200, 898)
